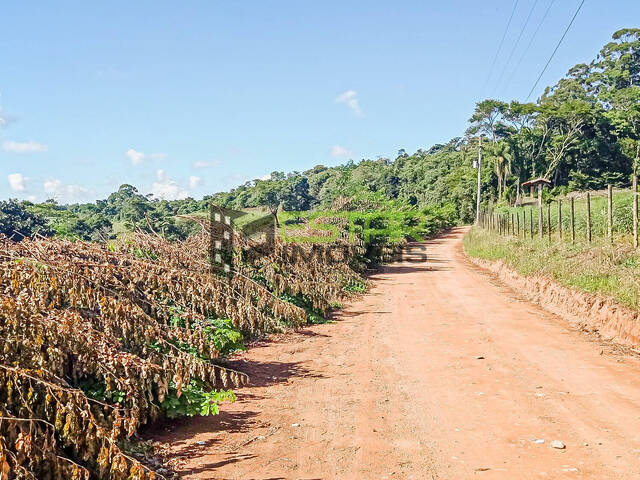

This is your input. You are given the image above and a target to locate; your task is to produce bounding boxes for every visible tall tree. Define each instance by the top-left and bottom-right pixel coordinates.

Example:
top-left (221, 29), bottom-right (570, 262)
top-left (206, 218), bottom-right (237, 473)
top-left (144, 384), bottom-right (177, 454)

top-left (467, 99), bottom-right (508, 143)
top-left (491, 142), bottom-right (513, 199)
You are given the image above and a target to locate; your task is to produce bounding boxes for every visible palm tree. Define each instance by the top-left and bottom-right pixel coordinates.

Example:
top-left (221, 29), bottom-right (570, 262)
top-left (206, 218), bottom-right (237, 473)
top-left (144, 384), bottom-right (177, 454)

top-left (492, 142), bottom-right (512, 200)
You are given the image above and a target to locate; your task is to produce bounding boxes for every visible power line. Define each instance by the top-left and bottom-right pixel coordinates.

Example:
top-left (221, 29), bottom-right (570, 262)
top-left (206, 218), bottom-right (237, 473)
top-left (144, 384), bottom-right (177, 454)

top-left (496, 0), bottom-right (540, 94)
top-left (506, 0), bottom-right (556, 95)
top-left (525, 0), bottom-right (586, 101)
top-left (483, 0), bottom-right (520, 96)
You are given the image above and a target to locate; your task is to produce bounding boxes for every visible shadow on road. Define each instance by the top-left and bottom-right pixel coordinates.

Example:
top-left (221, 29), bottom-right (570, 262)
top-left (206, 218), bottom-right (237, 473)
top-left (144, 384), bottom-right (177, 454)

top-left (221, 359), bottom-right (324, 388)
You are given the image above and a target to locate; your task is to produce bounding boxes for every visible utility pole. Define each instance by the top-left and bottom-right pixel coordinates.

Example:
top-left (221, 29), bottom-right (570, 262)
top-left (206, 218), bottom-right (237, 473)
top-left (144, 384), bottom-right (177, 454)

top-left (475, 136), bottom-right (483, 224)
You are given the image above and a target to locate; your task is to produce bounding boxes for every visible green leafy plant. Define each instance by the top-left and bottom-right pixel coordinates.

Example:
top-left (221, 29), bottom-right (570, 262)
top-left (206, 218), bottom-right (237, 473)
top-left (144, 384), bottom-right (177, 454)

top-left (206, 317), bottom-right (246, 355)
top-left (78, 377), bottom-right (126, 404)
top-left (280, 293), bottom-right (328, 324)
top-left (344, 280), bottom-right (367, 293)
top-left (160, 380), bottom-right (236, 418)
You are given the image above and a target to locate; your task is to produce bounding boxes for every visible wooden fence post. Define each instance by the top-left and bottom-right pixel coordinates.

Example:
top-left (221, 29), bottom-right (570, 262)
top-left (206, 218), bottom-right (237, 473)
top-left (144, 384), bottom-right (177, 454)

top-left (530, 208), bottom-right (534, 239)
top-left (538, 205), bottom-right (543, 239)
top-left (517, 211), bottom-right (520, 236)
top-left (634, 174), bottom-right (638, 248)
top-left (523, 209), bottom-right (526, 237)
top-left (558, 199), bottom-right (562, 241)
top-left (547, 202), bottom-right (551, 242)
top-left (570, 197), bottom-right (575, 244)
top-left (607, 184), bottom-right (613, 243)
top-left (511, 213), bottom-right (515, 235)
top-left (587, 192), bottom-right (592, 245)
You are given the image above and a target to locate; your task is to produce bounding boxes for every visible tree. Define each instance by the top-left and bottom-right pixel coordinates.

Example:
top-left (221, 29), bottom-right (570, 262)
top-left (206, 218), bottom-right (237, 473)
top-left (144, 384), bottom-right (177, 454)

top-left (602, 81), bottom-right (640, 172)
top-left (467, 99), bottom-right (508, 142)
top-left (255, 180), bottom-right (285, 227)
top-left (491, 142), bottom-right (512, 200)
top-left (280, 177), bottom-right (312, 211)
top-left (0, 200), bottom-right (53, 240)
top-left (538, 100), bottom-right (594, 182)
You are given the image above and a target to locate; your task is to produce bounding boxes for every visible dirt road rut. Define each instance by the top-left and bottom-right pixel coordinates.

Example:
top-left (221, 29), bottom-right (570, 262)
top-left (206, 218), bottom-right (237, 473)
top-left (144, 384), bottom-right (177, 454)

top-left (157, 227), bottom-right (640, 479)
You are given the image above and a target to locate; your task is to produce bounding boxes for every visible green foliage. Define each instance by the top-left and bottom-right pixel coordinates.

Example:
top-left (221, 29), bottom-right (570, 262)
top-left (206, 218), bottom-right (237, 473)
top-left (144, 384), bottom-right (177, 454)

top-left (206, 317), bottom-right (246, 355)
top-left (343, 280), bottom-right (367, 293)
top-left (130, 246), bottom-right (159, 261)
top-left (280, 202), bottom-right (457, 247)
top-left (27, 200), bottom-right (113, 241)
top-left (160, 380), bottom-right (236, 418)
top-left (280, 293), bottom-right (328, 324)
top-left (0, 200), bottom-right (53, 240)
top-left (78, 377), bottom-right (126, 404)
top-left (167, 308), bottom-right (245, 356)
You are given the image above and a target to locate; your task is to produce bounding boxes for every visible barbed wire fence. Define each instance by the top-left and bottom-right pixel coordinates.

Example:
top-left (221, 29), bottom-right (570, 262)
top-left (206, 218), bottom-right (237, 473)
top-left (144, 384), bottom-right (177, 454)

top-left (479, 182), bottom-right (640, 248)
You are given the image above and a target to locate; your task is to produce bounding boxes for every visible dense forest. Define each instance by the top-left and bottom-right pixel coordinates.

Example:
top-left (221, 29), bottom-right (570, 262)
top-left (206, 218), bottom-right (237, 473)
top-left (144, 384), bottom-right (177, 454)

top-left (2, 28), bottom-right (638, 240)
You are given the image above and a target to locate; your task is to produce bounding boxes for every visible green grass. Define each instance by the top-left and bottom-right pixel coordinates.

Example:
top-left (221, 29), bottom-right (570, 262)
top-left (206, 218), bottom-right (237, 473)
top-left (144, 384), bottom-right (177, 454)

top-left (233, 209), bottom-right (272, 229)
top-left (463, 227), bottom-right (640, 310)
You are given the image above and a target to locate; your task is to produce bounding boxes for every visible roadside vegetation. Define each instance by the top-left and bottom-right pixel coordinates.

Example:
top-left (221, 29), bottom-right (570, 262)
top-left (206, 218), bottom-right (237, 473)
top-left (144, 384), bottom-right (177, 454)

top-left (464, 227), bottom-right (640, 310)
top-left (0, 220), bottom-right (373, 478)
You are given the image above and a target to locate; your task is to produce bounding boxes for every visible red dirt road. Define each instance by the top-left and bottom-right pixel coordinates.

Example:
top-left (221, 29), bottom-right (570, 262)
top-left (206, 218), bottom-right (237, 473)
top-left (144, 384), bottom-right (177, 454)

top-left (157, 227), bottom-right (640, 479)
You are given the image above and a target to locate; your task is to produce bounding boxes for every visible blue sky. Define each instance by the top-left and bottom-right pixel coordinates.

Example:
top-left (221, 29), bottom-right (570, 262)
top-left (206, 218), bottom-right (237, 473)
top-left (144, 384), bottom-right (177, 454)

top-left (1, 1), bottom-right (638, 203)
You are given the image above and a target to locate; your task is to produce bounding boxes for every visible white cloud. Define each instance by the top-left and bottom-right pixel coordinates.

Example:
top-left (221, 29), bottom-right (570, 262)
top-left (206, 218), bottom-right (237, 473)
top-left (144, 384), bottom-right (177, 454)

top-left (330, 145), bottom-right (353, 158)
top-left (150, 169), bottom-right (188, 200)
top-left (8, 173), bottom-right (27, 192)
top-left (193, 161), bottom-right (218, 168)
top-left (335, 90), bottom-right (363, 116)
top-left (43, 178), bottom-right (89, 202)
top-left (126, 149), bottom-right (167, 165)
top-left (3, 140), bottom-right (48, 153)
top-left (189, 175), bottom-right (202, 188)
top-left (258, 174), bottom-right (271, 181)
top-left (0, 112), bottom-right (15, 128)
top-left (156, 169), bottom-right (168, 182)
top-left (126, 149), bottom-right (145, 165)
